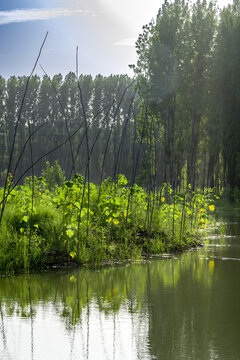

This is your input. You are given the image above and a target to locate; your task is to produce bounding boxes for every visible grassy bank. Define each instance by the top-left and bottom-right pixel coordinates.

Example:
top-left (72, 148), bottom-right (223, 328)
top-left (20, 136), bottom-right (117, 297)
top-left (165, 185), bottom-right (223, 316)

top-left (0, 174), bottom-right (216, 273)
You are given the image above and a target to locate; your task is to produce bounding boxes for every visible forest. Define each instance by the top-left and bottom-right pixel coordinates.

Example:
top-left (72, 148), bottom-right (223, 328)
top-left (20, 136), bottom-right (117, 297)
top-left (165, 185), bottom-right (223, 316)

top-left (0, 0), bottom-right (240, 271)
top-left (0, 0), bottom-right (240, 194)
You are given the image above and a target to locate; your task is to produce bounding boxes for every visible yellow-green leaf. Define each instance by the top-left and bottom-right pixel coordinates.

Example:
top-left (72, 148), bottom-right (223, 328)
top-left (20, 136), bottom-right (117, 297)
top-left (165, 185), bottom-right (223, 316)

top-left (70, 251), bottom-right (76, 259)
top-left (22, 215), bottom-right (29, 223)
top-left (66, 229), bottom-right (74, 238)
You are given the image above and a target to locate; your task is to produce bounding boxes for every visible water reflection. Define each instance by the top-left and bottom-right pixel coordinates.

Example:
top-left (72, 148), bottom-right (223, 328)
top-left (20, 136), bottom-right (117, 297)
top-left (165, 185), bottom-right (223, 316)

top-left (0, 214), bottom-right (240, 359)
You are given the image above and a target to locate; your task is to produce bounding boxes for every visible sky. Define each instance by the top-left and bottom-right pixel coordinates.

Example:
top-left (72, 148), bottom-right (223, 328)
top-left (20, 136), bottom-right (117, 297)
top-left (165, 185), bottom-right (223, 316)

top-left (0, 0), bottom-right (233, 79)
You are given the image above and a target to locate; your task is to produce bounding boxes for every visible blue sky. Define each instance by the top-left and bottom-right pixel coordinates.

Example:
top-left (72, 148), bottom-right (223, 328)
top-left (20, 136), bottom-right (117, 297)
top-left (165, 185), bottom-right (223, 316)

top-left (0, 0), bottom-right (232, 79)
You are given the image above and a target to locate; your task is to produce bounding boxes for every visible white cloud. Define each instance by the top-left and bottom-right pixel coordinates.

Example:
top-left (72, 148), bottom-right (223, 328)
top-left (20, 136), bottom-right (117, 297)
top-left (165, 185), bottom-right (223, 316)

top-left (113, 38), bottom-right (136, 47)
top-left (0, 8), bottom-right (89, 25)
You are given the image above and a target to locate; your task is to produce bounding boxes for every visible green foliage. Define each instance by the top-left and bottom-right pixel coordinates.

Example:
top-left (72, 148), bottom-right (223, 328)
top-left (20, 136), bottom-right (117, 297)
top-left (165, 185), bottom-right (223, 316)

top-left (0, 173), bottom-right (216, 273)
top-left (41, 161), bottom-right (65, 190)
top-left (0, 74), bottom-right (136, 187)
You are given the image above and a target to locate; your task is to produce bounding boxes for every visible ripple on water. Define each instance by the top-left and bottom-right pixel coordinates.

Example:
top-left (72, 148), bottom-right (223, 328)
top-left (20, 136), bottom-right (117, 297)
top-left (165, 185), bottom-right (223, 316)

top-left (209, 255), bottom-right (240, 261)
top-left (204, 235), bottom-right (235, 240)
top-left (204, 244), bottom-right (230, 247)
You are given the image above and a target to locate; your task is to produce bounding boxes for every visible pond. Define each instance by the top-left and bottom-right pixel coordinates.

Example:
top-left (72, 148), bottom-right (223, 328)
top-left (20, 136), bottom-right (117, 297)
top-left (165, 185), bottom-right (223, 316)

top-left (1, 209), bottom-right (240, 359)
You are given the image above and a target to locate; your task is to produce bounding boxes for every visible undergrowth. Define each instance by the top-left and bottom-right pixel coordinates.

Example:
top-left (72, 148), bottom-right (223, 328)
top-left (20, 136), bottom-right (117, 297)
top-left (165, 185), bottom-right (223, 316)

top-left (0, 173), bottom-right (217, 273)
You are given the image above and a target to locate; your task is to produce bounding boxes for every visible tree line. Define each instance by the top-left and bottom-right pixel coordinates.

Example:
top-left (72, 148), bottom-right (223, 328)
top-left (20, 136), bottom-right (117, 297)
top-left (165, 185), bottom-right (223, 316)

top-left (0, 73), bottom-right (141, 186)
top-left (133, 0), bottom-right (240, 193)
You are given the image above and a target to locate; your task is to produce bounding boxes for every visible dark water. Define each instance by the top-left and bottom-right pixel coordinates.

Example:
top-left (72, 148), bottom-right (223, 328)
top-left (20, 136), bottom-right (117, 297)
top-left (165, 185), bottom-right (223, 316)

top-left (1, 209), bottom-right (240, 360)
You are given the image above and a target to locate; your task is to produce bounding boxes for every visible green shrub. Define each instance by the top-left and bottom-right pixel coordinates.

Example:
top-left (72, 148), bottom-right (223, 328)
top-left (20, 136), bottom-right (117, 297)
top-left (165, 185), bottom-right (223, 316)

top-left (41, 161), bottom-right (65, 190)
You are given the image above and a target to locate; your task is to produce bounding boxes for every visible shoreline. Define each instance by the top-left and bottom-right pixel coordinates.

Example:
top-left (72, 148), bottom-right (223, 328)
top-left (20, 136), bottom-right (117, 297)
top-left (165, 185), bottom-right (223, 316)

top-left (7, 238), bottom-right (203, 275)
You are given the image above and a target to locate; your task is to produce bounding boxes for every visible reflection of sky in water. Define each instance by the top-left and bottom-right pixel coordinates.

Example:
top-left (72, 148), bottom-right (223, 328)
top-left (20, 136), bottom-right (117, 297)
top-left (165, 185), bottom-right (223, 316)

top-left (1, 302), bottom-right (150, 360)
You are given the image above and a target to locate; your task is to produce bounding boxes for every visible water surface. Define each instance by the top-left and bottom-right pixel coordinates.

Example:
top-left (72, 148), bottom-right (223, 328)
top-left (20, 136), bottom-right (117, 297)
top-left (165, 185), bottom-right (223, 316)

top-left (1, 209), bottom-right (240, 359)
